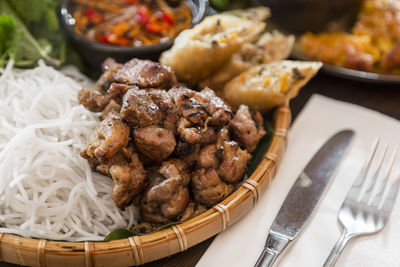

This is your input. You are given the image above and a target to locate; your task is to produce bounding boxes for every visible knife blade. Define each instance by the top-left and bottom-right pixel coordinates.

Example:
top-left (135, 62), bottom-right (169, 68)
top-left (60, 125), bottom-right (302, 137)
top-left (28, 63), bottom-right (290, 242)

top-left (255, 129), bottom-right (354, 267)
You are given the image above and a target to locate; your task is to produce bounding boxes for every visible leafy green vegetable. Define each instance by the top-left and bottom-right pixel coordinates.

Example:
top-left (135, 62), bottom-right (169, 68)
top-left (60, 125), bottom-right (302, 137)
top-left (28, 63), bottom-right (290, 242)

top-left (153, 221), bottom-right (183, 232)
top-left (247, 121), bottom-right (274, 176)
top-left (0, 0), bottom-right (82, 68)
top-left (7, 0), bottom-right (47, 26)
top-left (104, 221), bottom-right (184, 241)
top-left (210, 0), bottom-right (251, 11)
top-left (104, 228), bottom-right (136, 241)
top-left (0, 15), bottom-right (16, 56)
top-left (210, 0), bottom-right (230, 10)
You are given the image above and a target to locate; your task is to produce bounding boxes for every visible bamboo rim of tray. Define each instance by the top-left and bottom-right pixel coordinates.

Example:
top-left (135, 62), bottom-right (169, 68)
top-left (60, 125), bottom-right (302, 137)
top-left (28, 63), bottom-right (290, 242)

top-left (0, 105), bottom-right (291, 267)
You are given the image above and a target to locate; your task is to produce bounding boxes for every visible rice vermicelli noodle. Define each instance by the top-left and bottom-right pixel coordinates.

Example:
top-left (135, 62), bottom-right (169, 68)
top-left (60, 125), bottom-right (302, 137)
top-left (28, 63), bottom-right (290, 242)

top-left (0, 60), bottom-right (136, 241)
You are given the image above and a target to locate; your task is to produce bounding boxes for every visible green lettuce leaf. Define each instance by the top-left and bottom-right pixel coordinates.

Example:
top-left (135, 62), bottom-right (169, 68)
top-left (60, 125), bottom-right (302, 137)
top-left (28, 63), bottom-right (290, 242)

top-left (247, 120), bottom-right (274, 176)
top-left (104, 229), bottom-right (136, 241)
top-left (104, 221), bottom-right (184, 241)
top-left (0, 0), bottom-right (82, 69)
top-left (0, 15), bottom-right (16, 55)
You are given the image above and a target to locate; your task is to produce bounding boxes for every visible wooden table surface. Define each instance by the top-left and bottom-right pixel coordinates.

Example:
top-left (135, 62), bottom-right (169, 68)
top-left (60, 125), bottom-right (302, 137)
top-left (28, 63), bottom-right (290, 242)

top-left (1, 71), bottom-right (400, 267)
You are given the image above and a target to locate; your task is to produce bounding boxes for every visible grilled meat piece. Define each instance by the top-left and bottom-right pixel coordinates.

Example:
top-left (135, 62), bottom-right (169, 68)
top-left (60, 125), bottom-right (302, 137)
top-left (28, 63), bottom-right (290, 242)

top-left (210, 109), bottom-right (234, 127)
top-left (200, 126), bottom-right (218, 146)
top-left (217, 126), bottom-right (230, 144)
top-left (230, 105), bottom-right (266, 153)
top-left (169, 86), bottom-right (208, 124)
top-left (147, 176), bottom-right (190, 219)
top-left (197, 126), bottom-right (228, 170)
top-left (182, 106), bottom-right (208, 126)
top-left (140, 209), bottom-right (171, 224)
top-left (168, 86), bottom-right (196, 108)
top-left (218, 141), bottom-right (252, 183)
top-left (115, 58), bottom-right (177, 89)
top-left (170, 86), bottom-right (230, 145)
top-left (148, 89), bottom-right (179, 134)
top-left (134, 127), bottom-right (176, 163)
top-left (163, 113), bottom-right (179, 135)
top-left (177, 118), bottom-right (202, 144)
top-left (175, 140), bottom-right (200, 166)
top-left (95, 146), bottom-right (133, 176)
top-left (178, 202), bottom-right (208, 222)
top-left (182, 106), bottom-right (208, 125)
top-left (140, 194), bottom-right (171, 224)
top-left (181, 92), bottom-right (208, 125)
top-left (101, 100), bottom-right (121, 119)
top-left (140, 168), bottom-right (169, 220)
top-left (141, 159), bottom-right (190, 221)
top-left (140, 168), bottom-right (171, 224)
top-left (120, 88), bottom-right (162, 127)
top-left (199, 126), bottom-right (217, 146)
top-left (147, 88), bottom-right (173, 106)
top-left (96, 58), bottom-right (123, 91)
top-left (191, 168), bottom-right (234, 207)
top-left (140, 201), bottom-right (206, 225)
top-left (81, 117), bottom-right (130, 161)
top-left (106, 83), bottom-right (136, 104)
top-left (160, 158), bottom-right (190, 186)
top-left (110, 153), bottom-right (147, 209)
top-left (198, 126), bottom-right (251, 183)
top-left (131, 222), bottom-right (160, 235)
top-left (78, 88), bottom-right (109, 112)
top-left (250, 105), bottom-right (265, 129)
top-left (198, 145), bottom-right (220, 169)
top-left (199, 87), bottom-right (233, 126)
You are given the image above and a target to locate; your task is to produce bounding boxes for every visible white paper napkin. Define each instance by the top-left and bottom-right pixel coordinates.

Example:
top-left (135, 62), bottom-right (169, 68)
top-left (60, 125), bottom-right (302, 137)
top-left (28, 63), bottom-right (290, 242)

top-left (197, 94), bottom-right (400, 267)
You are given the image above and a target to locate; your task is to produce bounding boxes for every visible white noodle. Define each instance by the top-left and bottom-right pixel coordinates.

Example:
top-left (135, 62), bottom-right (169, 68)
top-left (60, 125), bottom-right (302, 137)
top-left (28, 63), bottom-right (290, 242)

top-left (0, 60), bottom-right (138, 241)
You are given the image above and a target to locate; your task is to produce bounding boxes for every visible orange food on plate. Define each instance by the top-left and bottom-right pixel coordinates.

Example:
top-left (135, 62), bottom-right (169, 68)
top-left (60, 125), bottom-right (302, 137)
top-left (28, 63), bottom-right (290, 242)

top-left (300, 33), bottom-right (379, 72)
top-left (300, 0), bottom-right (400, 72)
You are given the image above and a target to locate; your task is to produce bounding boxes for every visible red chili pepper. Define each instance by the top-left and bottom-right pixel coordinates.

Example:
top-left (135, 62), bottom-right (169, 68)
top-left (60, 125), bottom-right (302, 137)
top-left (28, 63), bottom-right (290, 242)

top-left (161, 12), bottom-right (174, 25)
top-left (85, 8), bottom-right (96, 18)
top-left (145, 23), bottom-right (159, 33)
top-left (137, 5), bottom-right (151, 25)
top-left (126, 0), bottom-right (139, 4)
top-left (145, 21), bottom-right (170, 34)
top-left (96, 33), bottom-right (111, 44)
top-left (85, 8), bottom-right (104, 24)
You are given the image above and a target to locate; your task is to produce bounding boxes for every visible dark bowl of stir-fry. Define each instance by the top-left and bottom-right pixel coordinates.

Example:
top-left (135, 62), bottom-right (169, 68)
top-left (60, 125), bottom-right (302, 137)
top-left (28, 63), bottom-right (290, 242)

top-left (59, 0), bottom-right (209, 69)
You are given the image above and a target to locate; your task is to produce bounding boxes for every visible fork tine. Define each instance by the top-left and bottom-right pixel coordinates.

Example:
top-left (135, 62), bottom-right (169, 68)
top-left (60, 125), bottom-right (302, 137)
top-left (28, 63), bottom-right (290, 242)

top-left (380, 169), bottom-right (400, 219)
top-left (372, 146), bottom-right (399, 207)
top-left (361, 144), bottom-right (389, 204)
top-left (347, 139), bottom-right (380, 201)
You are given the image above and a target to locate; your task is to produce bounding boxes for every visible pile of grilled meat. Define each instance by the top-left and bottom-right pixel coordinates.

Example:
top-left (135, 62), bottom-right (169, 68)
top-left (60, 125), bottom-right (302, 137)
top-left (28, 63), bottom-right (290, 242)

top-left (79, 58), bottom-right (266, 225)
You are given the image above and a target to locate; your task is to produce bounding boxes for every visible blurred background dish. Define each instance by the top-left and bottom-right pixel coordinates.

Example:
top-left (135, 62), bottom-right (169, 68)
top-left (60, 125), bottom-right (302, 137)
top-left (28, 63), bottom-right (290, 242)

top-left (292, 46), bottom-right (400, 83)
top-left (253, 0), bottom-right (400, 83)
top-left (254, 0), bottom-right (363, 34)
top-left (59, 0), bottom-right (209, 69)
top-left (72, 0), bottom-right (193, 47)
top-left (291, 0), bottom-right (400, 83)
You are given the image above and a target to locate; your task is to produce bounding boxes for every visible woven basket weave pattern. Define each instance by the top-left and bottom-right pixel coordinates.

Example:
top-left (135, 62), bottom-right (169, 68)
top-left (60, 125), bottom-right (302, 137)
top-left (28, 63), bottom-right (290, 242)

top-left (0, 106), bottom-right (291, 267)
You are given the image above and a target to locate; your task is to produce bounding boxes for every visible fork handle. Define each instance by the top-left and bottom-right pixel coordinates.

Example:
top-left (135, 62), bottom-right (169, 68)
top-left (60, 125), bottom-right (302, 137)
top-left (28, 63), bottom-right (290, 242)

top-left (323, 231), bottom-right (354, 267)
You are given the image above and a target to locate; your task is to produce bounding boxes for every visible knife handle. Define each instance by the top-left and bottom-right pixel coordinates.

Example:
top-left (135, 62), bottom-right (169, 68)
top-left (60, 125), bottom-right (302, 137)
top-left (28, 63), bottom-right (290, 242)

top-left (254, 231), bottom-right (291, 267)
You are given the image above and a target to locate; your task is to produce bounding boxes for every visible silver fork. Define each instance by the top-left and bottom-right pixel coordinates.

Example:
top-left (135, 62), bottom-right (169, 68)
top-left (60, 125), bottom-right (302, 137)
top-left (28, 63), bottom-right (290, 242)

top-left (323, 140), bottom-right (400, 267)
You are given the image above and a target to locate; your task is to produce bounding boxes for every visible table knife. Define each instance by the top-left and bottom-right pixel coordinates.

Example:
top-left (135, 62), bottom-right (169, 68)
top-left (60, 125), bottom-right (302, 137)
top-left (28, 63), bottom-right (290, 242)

top-left (255, 130), bottom-right (354, 267)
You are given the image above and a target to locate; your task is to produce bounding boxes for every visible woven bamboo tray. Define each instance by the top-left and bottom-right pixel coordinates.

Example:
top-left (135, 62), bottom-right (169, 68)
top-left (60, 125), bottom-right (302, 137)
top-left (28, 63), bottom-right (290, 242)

top-left (0, 105), bottom-right (291, 267)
